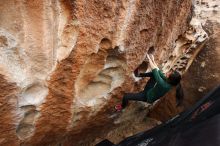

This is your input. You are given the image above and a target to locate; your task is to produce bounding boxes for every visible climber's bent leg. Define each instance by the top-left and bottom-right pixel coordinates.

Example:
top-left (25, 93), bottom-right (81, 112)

top-left (144, 77), bottom-right (156, 92)
top-left (122, 91), bottom-right (147, 108)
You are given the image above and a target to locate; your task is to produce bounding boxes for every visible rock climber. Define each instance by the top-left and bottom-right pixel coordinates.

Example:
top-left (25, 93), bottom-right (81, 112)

top-left (115, 54), bottom-right (184, 111)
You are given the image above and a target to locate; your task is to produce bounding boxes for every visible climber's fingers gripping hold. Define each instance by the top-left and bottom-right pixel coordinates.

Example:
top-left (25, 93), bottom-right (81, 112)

top-left (147, 54), bottom-right (155, 69)
top-left (150, 54), bottom-right (155, 63)
top-left (147, 54), bottom-right (158, 70)
top-left (150, 54), bottom-right (158, 69)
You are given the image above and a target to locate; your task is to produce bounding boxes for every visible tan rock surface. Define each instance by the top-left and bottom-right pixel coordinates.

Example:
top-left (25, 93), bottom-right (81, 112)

top-left (3, 0), bottom-right (217, 145)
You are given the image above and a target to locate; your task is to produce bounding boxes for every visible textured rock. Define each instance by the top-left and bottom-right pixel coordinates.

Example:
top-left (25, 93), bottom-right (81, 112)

top-left (149, 0), bottom-right (220, 122)
top-left (0, 0), bottom-right (209, 145)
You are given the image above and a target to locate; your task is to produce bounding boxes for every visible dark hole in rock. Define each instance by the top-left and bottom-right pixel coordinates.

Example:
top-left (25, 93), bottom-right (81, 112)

top-left (180, 56), bottom-right (188, 60)
top-left (169, 55), bottom-right (174, 60)
top-left (134, 61), bottom-right (149, 75)
top-left (114, 46), bottom-right (119, 50)
top-left (181, 62), bottom-right (187, 65)
top-left (140, 29), bottom-right (148, 35)
top-left (213, 10), bottom-right (218, 14)
top-left (147, 46), bottom-right (155, 55)
top-left (100, 38), bottom-right (112, 50)
top-left (177, 68), bottom-right (185, 72)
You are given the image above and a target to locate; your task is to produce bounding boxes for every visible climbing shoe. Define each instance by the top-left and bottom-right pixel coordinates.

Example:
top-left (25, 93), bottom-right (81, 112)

top-left (114, 104), bottom-right (123, 112)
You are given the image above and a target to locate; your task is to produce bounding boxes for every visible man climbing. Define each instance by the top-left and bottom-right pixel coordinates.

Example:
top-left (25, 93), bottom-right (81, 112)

top-left (115, 54), bottom-right (184, 111)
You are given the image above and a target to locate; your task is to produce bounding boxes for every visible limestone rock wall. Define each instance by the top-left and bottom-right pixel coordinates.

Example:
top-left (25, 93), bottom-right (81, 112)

top-left (0, 0), bottom-right (193, 146)
top-left (149, 0), bottom-right (220, 122)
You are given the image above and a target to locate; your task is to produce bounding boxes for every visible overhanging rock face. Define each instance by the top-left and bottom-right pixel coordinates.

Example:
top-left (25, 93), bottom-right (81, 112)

top-left (148, 0), bottom-right (220, 122)
top-left (0, 0), bottom-right (199, 145)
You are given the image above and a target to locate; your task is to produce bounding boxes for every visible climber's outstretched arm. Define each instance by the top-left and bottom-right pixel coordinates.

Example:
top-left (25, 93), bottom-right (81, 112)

top-left (149, 54), bottom-right (167, 79)
top-left (134, 68), bottom-right (153, 77)
top-left (147, 54), bottom-right (159, 70)
top-left (139, 72), bottom-right (153, 77)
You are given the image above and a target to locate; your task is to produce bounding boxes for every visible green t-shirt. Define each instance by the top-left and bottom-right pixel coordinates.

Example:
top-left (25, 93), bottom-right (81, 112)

top-left (147, 69), bottom-right (172, 103)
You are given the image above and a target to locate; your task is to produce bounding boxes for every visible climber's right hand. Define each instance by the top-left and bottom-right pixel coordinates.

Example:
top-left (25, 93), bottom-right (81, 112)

top-left (147, 54), bottom-right (158, 70)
